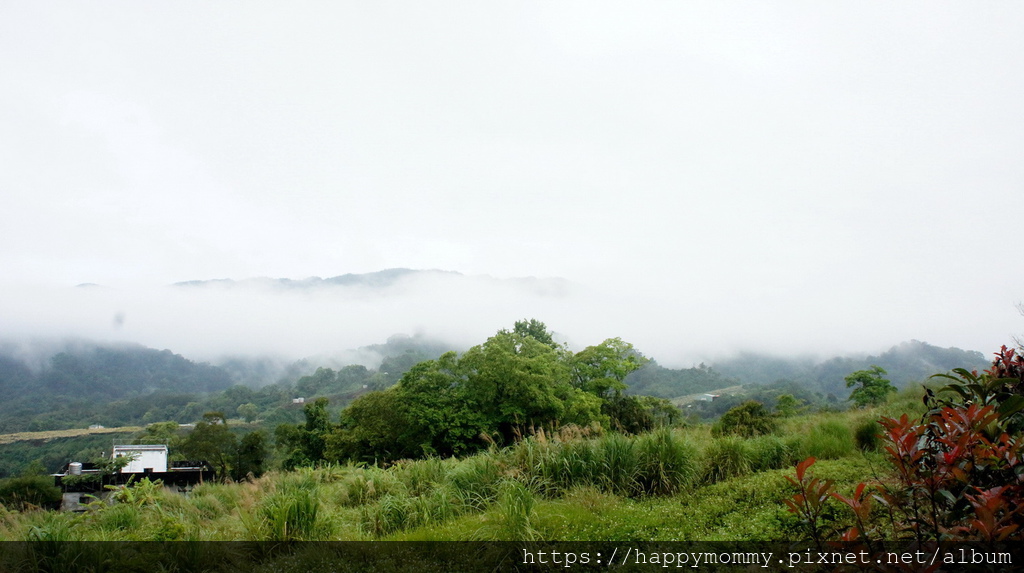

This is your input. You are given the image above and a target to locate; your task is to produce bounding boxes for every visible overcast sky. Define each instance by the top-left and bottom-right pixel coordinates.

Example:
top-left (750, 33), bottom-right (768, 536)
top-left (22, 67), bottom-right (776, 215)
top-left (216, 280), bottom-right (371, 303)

top-left (2, 2), bottom-right (1022, 364)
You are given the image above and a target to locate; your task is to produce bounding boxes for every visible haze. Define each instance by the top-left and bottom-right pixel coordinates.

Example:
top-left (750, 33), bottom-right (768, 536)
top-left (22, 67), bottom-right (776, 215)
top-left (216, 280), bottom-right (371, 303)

top-left (2, 3), bottom-right (1022, 367)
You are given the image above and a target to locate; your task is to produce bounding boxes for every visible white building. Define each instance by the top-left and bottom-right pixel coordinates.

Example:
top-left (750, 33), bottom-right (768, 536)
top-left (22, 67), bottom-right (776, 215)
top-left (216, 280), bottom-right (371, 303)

top-left (112, 444), bottom-right (168, 473)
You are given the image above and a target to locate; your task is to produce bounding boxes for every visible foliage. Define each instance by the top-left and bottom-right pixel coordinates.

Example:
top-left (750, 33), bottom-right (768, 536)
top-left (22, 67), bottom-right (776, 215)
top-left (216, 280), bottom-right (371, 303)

top-left (178, 412), bottom-right (236, 479)
top-left (784, 345), bottom-right (1024, 544)
top-left (245, 471), bottom-right (323, 541)
top-left (928, 344), bottom-right (1024, 434)
top-left (234, 431), bottom-right (268, 481)
top-left (845, 365), bottom-right (896, 408)
top-left (321, 321), bottom-right (647, 464)
top-left (711, 400), bottom-right (777, 438)
top-left (774, 394), bottom-right (802, 417)
top-left (0, 475), bottom-right (61, 510)
top-left (783, 457), bottom-right (834, 547)
top-left (853, 418), bottom-right (881, 452)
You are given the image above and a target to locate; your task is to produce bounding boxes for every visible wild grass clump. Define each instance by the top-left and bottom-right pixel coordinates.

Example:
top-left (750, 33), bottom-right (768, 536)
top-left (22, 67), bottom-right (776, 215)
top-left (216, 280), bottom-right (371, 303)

top-left (634, 428), bottom-right (700, 496)
top-left (394, 457), bottom-right (451, 496)
top-left (746, 435), bottom-right (793, 472)
top-left (509, 429), bottom-right (699, 499)
top-left (474, 479), bottom-right (539, 541)
top-left (360, 493), bottom-right (414, 538)
top-left (854, 418), bottom-right (882, 452)
top-left (22, 511), bottom-right (78, 542)
top-left (594, 433), bottom-right (640, 496)
top-left (495, 479), bottom-right (538, 540)
top-left (448, 456), bottom-right (503, 508)
top-left (701, 436), bottom-right (753, 484)
top-left (96, 502), bottom-right (141, 533)
top-left (340, 466), bottom-right (405, 507)
top-left (525, 437), bottom-right (596, 495)
top-left (801, 419), bottom-right (854, 459)
top-left (245, 470), bottom-right (323, 541)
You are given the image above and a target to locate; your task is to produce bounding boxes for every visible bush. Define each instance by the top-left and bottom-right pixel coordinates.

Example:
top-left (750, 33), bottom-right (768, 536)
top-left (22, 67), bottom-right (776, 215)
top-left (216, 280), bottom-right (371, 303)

top-left (853, 419), bottom-right (881, 452)
top-left (711, 401), bottom-right (777, 438)
top-left (0, 476), bottom-right (61, 511)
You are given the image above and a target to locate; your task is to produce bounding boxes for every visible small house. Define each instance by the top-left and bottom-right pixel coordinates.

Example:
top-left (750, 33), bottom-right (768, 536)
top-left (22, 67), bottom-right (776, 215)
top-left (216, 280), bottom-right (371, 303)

top-left (54, 444), bottom-right (214, 511)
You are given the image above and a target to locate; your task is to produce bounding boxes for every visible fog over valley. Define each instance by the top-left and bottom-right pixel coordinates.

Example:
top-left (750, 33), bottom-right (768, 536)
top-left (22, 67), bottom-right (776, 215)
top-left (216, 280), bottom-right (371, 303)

top-left (0, 268), bottom-right (1016, 373)
top-left (2, 3), bottom-right (1022, 372)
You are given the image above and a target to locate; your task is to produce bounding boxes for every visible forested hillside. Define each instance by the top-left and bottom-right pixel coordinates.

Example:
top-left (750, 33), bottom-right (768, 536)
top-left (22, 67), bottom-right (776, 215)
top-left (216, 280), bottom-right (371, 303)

top-left (712, 340), bottom-right (989, 398)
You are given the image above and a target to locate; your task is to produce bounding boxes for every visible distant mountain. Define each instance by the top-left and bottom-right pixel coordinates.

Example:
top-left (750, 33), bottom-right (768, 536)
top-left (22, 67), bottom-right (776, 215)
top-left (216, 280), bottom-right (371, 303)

top-left (173, 268), bottom-right (457, 289)
top-left (712, 340), bottom-right (991, 399)
top-left (172, 268), bottom-right (572, 297)
top-left (622, 340), bottom-right (991, 402)
top-left (0, 341), bottom-right (235, 433)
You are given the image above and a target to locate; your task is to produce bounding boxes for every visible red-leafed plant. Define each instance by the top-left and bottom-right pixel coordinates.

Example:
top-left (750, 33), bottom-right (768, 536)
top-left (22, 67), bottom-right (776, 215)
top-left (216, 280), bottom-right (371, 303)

top-left (783, 457), bottom-right (834, 547)
top-left (787, 345), bottom-right (1024, 543)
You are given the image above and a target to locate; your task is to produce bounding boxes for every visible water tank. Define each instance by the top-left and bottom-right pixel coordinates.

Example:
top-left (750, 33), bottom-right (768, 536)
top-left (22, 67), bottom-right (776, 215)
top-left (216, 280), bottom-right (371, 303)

top-left (69, 462), bottom-right (83, 475)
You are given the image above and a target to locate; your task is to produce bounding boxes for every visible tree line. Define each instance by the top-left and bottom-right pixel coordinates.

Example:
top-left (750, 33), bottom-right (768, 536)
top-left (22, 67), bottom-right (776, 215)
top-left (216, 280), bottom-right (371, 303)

top-left (275, 320), bottom-right (680, 466)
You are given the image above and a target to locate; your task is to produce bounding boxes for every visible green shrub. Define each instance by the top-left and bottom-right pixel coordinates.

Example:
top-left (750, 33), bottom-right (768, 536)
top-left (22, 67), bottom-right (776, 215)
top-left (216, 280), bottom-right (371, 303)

top-left (711, 401), bottom-right (778, 438)
top-left (0, 476), bottom-right (61, 511)
top-left (854, 419), bottom-right (881, 452)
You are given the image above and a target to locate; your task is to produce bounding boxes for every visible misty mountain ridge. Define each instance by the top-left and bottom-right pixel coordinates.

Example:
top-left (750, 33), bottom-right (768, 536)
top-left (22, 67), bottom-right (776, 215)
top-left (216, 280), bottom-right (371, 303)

top-left (171, 268), bottom-right (573, 298)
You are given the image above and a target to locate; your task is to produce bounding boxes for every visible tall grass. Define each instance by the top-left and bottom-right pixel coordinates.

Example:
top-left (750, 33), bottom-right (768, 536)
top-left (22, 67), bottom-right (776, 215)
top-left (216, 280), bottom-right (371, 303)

top-left (595, 433), bottom-right (640, 496)
top-left (634, 428), bottom-right (700, 496)
top-left (800, 419), bottom-right (854, 459)
top-left (245, 470), bottom-right (322, 541)
top-left (701, 436), bottom-right (753, 484)
top-left (492, 479), bottom-right (538, 540)
top-left (746, 435), bottom-right (793, 471)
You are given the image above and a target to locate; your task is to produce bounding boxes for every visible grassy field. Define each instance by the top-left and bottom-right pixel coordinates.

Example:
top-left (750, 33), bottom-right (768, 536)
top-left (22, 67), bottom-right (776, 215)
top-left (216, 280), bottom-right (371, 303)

top-left (0, 426), bottom-right (143, 445)
top-left (0, 398), bottom-right (918, 544)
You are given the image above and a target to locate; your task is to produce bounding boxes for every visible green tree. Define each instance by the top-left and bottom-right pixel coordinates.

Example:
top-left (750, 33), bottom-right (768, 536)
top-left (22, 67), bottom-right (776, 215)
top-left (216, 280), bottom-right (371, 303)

top-left (295, 367), bottom-right (337, 397)
top-left (394, 352), bottom-right (485, 456)
top-left (774, 394), bottom-right (802, 417)
top-left (327, 388), bottom-right (421, 462)
top-left (512, 318), bottom-right (558, 348)
top-left (460, 330), bottom-right (574, 444)
top-left (276, 397), bottom-right (334, 469)
top-left (237, 402), bottom-right (259, 423)
top-left (711, 400), bottom-right (777, 437)
top-left (330, 322), bottom-right (644, 463)
top-left (570, 338), bottom-right (647, 398)
top-left (845, 365), bottom-right (896, 408)
top-left (132, 421), bottom-right (181, 446)
top-left (178, 411), bottom-right (236, 480)
top-left (232, 431), bottom-right (267, 481)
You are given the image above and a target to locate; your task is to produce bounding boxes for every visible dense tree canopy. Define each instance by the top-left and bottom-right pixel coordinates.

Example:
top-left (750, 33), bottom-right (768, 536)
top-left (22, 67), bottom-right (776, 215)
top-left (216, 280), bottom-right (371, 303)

top-left (845, 365), bottom-right (896, 408)
top-left (284, 320), bottom-right (657, 464)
